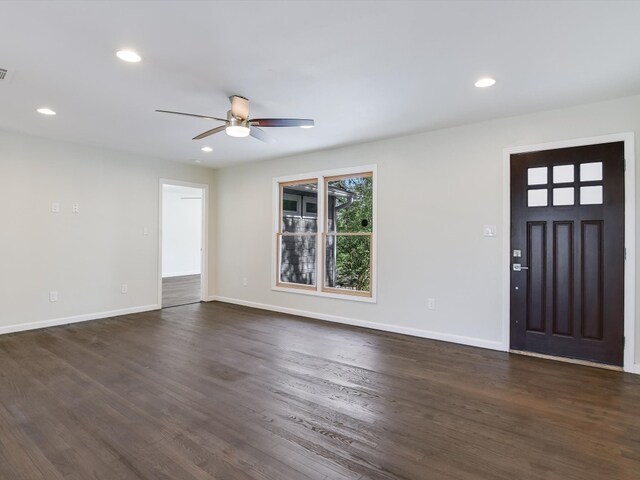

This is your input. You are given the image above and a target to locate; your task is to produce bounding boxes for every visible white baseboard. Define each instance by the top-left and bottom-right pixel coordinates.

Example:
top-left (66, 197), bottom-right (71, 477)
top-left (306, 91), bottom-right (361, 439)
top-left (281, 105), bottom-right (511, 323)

top-left (0, 304), bottom-right (160, 336)
top-left (208, 296), bottom-right (505, 352)
top-left (629, 364), bottom-right (640, 375)
top-left (162, 270), bottom-right (201, 278)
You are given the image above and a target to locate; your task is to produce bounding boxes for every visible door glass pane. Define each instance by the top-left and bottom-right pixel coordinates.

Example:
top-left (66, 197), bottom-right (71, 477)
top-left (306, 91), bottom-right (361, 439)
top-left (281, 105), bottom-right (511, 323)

top-left (580, 162), bottom-right (603, 182)
top-left (553, 187), bottom-right (574, 206)
top-left (279, 234), bottom-right (317, 286)
top-left (527, 167), bottom-right (547, 186)
top-left (553, 165), bottom-right (574, 183)
top-left (327, 174), bottom-right (373, 233)
top-left (580, 186), bottom-right (603, 205)
top-left (281, 181), bottom-right (318, 233)
top-left (528, 189), bottom-right (548, 207)
top-left (325, 235), bottom-right (370, 292)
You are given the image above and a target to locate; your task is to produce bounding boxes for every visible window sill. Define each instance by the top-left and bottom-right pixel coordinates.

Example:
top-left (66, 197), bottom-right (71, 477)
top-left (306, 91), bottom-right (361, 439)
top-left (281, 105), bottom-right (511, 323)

top-left (272, 284), bottom-right (377, 303)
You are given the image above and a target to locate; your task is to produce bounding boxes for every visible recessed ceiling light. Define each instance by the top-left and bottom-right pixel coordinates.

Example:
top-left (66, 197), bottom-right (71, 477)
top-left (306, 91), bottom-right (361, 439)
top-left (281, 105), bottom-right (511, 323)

top-left (300, 125), bottom-right (314, 129)
top-left (116, 49), bottom-right (142, 63)
top-left (201, 146), bottom-right (213, 152)
top-left (193, 159), bottom-right (202, 163)
top-left (475, 77), bottom-right (496, 88)
top-left (36, 107), bottom-right (56, 115)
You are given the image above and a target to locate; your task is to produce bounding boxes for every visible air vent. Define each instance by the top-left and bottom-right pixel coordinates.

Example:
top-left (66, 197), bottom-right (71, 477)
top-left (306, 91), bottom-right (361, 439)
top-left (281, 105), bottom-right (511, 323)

top-left (0, 68), bottom-right (14, 82)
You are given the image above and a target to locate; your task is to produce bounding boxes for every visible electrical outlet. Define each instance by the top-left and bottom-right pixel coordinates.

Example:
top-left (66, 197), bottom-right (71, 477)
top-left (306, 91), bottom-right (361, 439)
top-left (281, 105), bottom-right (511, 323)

top-left (427, 298), bottom-right (436, 310)
top-left (72, 203), bottom-right (80, 214)
top-left (121, 284), bottom-right (128, 294)
top-left (49, 291), bottom-right (58, 302)
top-left (242, 277), bottom-right (248, 287)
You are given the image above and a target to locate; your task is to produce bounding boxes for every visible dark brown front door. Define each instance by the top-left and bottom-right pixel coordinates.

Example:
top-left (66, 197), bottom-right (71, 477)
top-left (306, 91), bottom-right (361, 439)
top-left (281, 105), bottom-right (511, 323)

top-left (510, 142), bottom-right (625, 366)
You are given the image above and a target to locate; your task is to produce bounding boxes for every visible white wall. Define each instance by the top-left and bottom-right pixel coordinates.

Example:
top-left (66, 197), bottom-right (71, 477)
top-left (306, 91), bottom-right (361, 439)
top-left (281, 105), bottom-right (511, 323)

top-left (213, 93), bottom-right (640, 372)
top-left (0, 130), bottom-right (216, 332)
top-left (162, 185), bottom-right (203, 278)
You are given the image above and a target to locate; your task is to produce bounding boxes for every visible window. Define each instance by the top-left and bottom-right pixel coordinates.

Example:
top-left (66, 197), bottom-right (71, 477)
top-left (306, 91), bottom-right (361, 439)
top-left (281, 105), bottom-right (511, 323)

top-left (277, 180), bottom-right (318, 289)
top-left (274, 166), bottom-right (376, 301)
top-left (302, 196), bottom-right (317, 218)
top-left (324, 173), bottom-right (373, 295)
top-left (526, 162), bottom-right (605, 208)
top-left (282, 193), bottom-right (301, 216)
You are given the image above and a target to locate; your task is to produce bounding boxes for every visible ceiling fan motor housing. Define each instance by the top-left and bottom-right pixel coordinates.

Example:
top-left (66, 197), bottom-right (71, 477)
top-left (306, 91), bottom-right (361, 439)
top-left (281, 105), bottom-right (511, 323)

top-left (226, 112), bottom-right (249, 128)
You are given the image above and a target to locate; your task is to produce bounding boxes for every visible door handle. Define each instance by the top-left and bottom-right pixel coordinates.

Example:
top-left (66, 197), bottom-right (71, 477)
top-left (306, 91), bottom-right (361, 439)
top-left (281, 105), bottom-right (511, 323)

top-left (513, 264), bottom-right (529, 271)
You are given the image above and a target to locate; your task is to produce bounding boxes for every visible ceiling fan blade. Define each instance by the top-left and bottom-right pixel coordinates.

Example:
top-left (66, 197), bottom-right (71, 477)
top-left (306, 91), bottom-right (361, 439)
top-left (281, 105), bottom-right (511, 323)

top-left (229, 95), bottom-right (250, 120)
top-left (156, 110), bottom-right (226, 122)
top-left (192, 125), bottom-right (227, 140)
top-left (249, 118), bottom-right (314, 128)
top-left (250, 126), bottom-right (276, 144)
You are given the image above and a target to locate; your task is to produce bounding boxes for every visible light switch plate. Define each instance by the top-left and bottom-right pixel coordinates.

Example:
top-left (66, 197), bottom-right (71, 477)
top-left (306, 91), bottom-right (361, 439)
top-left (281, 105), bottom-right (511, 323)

top-left (483, 224), bottom-right (497, 237)
top-left (51, 202), bottom-right (60, 213)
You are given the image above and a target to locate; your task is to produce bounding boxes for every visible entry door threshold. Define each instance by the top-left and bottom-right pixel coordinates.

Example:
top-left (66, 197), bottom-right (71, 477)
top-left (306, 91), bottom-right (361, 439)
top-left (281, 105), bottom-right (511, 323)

top-left (510, 349), bottom-right (623, 372)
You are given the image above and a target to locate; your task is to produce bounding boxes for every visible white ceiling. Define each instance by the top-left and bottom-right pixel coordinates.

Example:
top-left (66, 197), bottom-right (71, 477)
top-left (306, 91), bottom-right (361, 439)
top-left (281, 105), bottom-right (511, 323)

top-left (1, 1), bottom-right (640, 168)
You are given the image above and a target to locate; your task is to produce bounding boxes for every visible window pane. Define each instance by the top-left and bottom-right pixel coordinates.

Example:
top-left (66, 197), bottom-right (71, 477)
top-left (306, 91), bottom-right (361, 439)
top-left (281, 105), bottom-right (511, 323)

top-left (580, 186), bottom-right (603, 205)
top-left (528, 189), bottom-right (548, 207)
top-left (280, 235), bottom-right (317, 286)
top-left (527, 167), bottom-right (547, 186)
top-left (281, 181), bottom-right (318, 233)
top-left (553, 187), bottom-right (574, 206)
top-left (327, 175), bottom-right (373, 233)
top-left (553, 165), bottom-right (574, 183)
top-left (325, 235), bottom-right (370, 292)
top-left (303, 197), bottom-right (317, 217)
top-left (283, 198), bottom-right (298, 213)
top-left (580, 162), bottom-right (603, 182)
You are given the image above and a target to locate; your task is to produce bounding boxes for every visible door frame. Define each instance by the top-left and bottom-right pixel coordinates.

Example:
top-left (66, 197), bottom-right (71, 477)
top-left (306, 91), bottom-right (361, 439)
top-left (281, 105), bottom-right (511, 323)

top-left (502, 133), bottom-right (636, 373)
top-left (158, 179), bottom-right (209, 306)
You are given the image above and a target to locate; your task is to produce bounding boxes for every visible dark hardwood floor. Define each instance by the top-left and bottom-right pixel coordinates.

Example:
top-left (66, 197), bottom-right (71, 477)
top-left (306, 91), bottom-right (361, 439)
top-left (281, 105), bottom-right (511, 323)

top-left (162, 274), bottom-right (201, 308)
top-left (0, 302), bottom-right (639, 479)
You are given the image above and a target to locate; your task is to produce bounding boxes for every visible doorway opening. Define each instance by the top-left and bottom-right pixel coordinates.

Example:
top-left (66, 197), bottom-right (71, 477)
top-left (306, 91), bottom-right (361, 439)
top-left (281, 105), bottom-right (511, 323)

top-left (160, 181), bottom-right (208, 308)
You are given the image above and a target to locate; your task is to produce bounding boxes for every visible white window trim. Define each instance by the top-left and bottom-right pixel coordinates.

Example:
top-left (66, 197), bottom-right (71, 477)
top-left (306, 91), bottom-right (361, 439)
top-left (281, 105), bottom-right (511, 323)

top-left (272, 164), bottom-right (378, 303)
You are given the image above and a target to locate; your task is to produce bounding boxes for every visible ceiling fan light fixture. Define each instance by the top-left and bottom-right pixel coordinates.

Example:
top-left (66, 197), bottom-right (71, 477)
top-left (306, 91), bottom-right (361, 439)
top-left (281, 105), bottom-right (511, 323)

top-left (226, 125), bottom-right (251, 138)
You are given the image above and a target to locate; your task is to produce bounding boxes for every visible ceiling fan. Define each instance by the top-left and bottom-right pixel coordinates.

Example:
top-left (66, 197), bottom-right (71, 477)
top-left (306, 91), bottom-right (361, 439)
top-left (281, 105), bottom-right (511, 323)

top-left (156, 95), bottom-right (314, 144)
